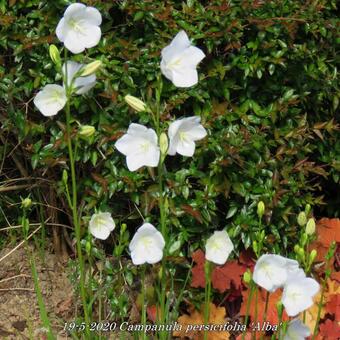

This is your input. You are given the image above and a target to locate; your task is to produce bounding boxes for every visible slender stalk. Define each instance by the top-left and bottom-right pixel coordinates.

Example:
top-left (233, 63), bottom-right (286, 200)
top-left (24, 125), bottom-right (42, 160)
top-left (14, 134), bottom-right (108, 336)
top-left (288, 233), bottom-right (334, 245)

top-left (153, 75), bottom-right (168, 340)
top-left (260, 291), bottom-right (270, 340)
top-left (204, 261), bottom-right (212, 340)
top-left (252, 287), bottom-right (259, 340)
top-left (141, 265), bottom-right (147, 340)
top-left (276, 303), bottom-right (283, 340)
top-left (242, 282), bottom-right (255, 340)
top-left (63, 49), bottom-right (90, 336)
top-left (312, 243), bottom-right (335, 339)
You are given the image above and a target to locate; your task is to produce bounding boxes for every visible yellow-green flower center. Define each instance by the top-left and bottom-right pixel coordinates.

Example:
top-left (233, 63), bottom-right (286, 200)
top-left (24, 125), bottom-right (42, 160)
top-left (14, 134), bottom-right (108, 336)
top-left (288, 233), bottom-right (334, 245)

top-left (140, 236), bottom-right (153, 248)
top-left (140, 141), bottom-right (150, 152)
top-left (179, 131), bottom-right (188, 142)
top-left (68, 18), bottom-right (83, 32)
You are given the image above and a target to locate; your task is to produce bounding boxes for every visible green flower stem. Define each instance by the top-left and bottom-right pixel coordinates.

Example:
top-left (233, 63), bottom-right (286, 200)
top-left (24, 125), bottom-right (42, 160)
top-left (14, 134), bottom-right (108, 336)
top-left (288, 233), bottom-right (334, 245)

top-left (154, 75), bottom-right (168, 339)
top-left (312, 280), bottom-right (325, 340)
top-left (312, 242), bottom-right (335, 339)
top-left (242, 281), bottom-right (255, 340)
top-left (260, 291), bottom-right (270, 340)
top-left (252, 287), bottom-right (258, 340)
top-left (204, 261), bottom-right (212, 340)
top-left (63, 50), bottom-right (90, 337)
top-left (141, 265), bottom-right (147, 340)
top-left (276, 303), bottom-right (283, 340)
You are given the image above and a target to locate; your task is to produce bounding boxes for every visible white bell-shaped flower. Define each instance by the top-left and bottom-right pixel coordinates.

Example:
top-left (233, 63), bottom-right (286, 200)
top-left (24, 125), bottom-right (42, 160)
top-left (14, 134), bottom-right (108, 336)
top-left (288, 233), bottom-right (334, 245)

top-left (160, 30), bottom-right (205, 87)
top-left (62, 61), bottom-right (96, 95)
top-left (115, 123), bottom-right (160, 171)
top-left (129, 223), bottom-right (165, 265)
top-left (253, 254), bottom-right (302, 292)
top-left (34, 84), bottom-right (67, 117)
top-left (205, 230), bottom-right (234, 265)
top-left (282, 276), bottom-right (319, 316)
top-left (283, 319), bottom-right (311, 340)
top-left (56, 3), bottom-right (102, 54)
top-left (168, 116), bottom-right (207, 157)
top-left (89, 212), bottom-right (115, 240)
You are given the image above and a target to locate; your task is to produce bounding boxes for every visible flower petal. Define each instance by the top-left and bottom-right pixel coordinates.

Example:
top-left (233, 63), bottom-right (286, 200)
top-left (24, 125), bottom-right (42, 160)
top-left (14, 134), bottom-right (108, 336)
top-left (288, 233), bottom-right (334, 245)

top-left (167, 136), bottom-right (179, 156)
top-left (176, 46), bottom-right (205, 68)
top-left (56, 18), bottom-right (66, 42)
top-left (33, 84), bottom-right (67, 117)
top-left (186, 125), bottom-right (207, 141)
top-left (84, 6), bottom-right (102, 25)
top-left (131, 249), bottom-right (146, 265)
top-left (64, 3), bottom-right (86, 18)
top-left (64, 31), bottom-right (86, 54)
top-left (115, 134), bottom-right (138, 156)
top-left (161, 30), bottom-right (191, 62)
top-left (79, 24), bottom-right (101, 49)
top-left (62, 61), bottom-right (82, 86)
top-left (171, 67), bottom-right (199, 87)
top-left (176, 139), bottom-right (196, 157)
top-left (74, 74), bottom-right (96, 94)
top-left (89, 225), bottom-right (110, 240)
top-left (146, 247), bottom-right (163, 264)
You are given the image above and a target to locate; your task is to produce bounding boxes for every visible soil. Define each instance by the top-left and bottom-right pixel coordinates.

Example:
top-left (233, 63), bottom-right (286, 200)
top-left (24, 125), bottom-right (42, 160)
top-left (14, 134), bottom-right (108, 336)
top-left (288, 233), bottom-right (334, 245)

top-left (0, 244), bottom-right (74, 339)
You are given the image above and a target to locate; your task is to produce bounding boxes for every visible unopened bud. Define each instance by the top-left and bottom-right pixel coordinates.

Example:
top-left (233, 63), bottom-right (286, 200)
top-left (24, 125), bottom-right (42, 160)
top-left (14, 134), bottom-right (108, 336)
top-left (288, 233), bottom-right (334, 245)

top-left (305, 218), bottom-right (316, 235)
top-left (257, 201), bottom-right (265, 218)
top-left (121, 223), bottom-right (127, 234)
top-left (49, 44), bottom-right (61, 66)
top-left (310, 249), bottom-right (317, 263)
top-left (297, 211), bottom-right (307, 226)
top-left (160, 132), bottom-right (168, 155)
top-left (85, 240), bottom-right (91, 255)
top-left (79, 125), bottom-right (96, 138)
top-left (297, 246), bottom-right (305, 260)
top-left (79, 60), bottom-right (102, 77)
top-left (253, 240), bottom-right (258, 254)
top-left (62, 169), bottom-right (68, 184)
top-left (294, 244), bottom-right (300, 254)
top-left (305, 204), bottom-right (311, 216)
top-left (243, 270), bottom-right (252, 284)
top-left (21, 197), bottom-right (32, 209)
top-left (124, 95), bottom-right (147, 112)
top-left (301, 233), bottom-right (308, 247)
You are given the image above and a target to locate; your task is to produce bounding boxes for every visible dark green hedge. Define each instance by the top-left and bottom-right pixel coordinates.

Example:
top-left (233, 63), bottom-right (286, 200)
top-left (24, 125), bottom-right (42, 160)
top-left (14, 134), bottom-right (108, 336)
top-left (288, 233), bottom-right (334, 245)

top-left (0, 0), bottom-right (339, 255)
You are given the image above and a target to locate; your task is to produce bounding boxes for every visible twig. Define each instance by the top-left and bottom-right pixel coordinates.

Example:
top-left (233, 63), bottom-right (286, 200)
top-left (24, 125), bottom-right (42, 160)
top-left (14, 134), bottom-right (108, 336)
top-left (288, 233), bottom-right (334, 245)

top-left (0, 222), bottom-right (72, 232)
top-left (0, 274), bottom-right (31, 284)
top-left (0, 184), bottom-right (34, 192)
top-left (0, 288), bottom-right (34, 292)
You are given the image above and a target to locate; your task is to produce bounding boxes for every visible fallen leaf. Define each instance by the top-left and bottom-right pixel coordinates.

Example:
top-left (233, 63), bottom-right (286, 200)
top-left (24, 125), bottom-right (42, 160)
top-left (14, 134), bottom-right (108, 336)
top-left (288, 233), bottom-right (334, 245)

top-left (325, 294), bottom-right (340, 320)
top-left (191, 250), bottom-right (247, 292)
top-left (330, 271), bottom-right (340, 283)
top-left (12, 320), bottom-right (26, 332)
top-left (212, 261), bottom-right (246, 292)
top-left (239, 288), bottom-right (288, 325)
top-left (147, 305), bottom-right (158, 323)
top-left (304, 292), bottom-right (325, 331)
top-left (309, 218), bottom-right (340, 262)
top-left (173, 303), bottom-right (230, 339)
top-left (319, 319), bottom-right (340, 339)
top-left (191, 250), bottom-right (206, 289)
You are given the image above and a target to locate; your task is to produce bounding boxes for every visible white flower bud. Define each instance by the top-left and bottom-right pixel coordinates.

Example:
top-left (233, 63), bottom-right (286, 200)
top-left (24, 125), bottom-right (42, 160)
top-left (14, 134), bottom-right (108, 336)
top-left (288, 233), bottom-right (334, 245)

top-left (124, 95), bottom-right (147, 112)
top-left (79, 60), bottom-right (102, 77)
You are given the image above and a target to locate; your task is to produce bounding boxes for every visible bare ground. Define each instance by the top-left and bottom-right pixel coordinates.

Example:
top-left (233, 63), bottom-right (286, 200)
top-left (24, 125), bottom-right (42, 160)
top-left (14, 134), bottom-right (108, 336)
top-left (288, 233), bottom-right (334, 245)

top-left (0, 245), bottom-right (75, 339)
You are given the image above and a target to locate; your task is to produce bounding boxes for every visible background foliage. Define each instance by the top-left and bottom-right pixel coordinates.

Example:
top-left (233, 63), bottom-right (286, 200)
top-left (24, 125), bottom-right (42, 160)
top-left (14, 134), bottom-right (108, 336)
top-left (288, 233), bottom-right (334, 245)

top-left (0, 0), bottom-right (339, 303)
